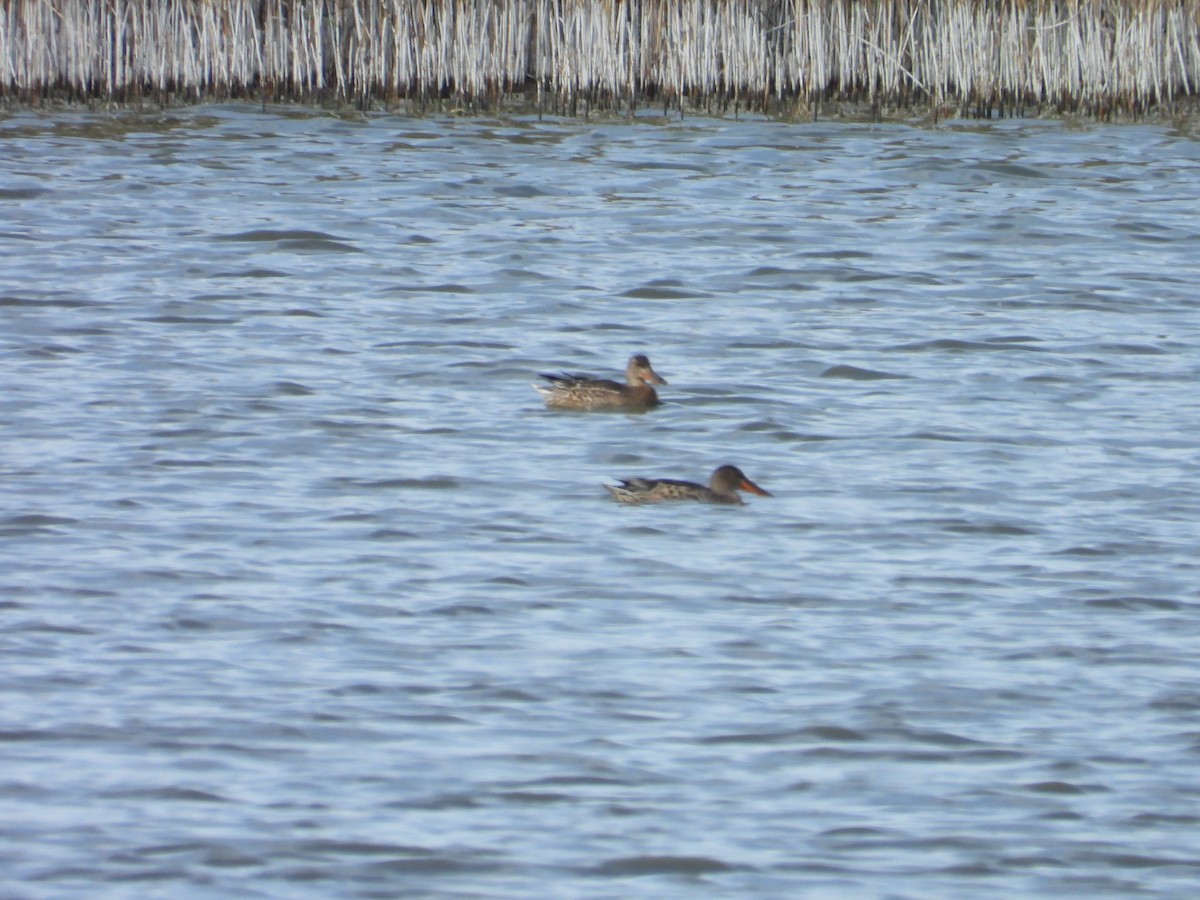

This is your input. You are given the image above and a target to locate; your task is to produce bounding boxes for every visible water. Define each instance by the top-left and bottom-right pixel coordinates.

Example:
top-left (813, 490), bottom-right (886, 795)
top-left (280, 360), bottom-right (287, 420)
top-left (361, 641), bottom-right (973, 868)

top-left (2, 105), bottom-right (1200, 898)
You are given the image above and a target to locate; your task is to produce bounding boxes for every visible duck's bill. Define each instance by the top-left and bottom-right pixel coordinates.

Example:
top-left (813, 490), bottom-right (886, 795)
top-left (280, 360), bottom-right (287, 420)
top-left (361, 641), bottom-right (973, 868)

top-left (741, 479), bottom-right (772, 497)
top-left (645, 370), bottom-right (667, 385)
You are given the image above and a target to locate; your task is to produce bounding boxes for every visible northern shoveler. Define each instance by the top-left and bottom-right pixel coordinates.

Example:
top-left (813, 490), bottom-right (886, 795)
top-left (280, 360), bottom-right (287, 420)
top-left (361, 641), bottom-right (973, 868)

top-left (605, 465), bottom-right (772, 505)
top-left (535, 354), bottom-right (667, 410)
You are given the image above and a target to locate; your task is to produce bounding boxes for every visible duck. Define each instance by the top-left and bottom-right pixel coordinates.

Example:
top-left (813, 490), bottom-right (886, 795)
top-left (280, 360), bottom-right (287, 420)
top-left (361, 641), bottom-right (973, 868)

top-left (605, 465), bottom-right (772, 505)
top-left (535, 354), bottom-right (666, 410)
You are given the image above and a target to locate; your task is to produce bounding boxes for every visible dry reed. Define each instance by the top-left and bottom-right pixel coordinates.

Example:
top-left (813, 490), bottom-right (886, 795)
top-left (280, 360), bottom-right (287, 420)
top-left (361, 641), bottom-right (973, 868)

top-left (2, 0), bottom-right (1198, 116)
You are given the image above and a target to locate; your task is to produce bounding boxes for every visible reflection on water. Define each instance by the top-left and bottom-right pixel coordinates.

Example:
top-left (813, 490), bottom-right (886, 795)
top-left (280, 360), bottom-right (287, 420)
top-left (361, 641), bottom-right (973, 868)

top-left (1, 106), bottom-right (1199, 897)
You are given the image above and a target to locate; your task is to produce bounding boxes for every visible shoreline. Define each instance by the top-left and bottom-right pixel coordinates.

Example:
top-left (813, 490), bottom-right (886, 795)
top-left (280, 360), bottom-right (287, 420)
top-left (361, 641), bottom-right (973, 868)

top-left (6, 94), bottom-right (1200, 127)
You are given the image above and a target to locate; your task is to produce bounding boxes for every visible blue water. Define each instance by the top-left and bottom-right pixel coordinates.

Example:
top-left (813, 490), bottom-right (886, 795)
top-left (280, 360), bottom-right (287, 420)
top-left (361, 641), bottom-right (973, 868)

top-left (2, 106), bottom-right (1199, 897)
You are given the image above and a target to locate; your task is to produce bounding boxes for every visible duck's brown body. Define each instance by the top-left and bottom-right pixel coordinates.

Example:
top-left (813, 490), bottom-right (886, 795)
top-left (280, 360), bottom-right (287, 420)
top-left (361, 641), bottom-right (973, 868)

top-left (606, 465), bottom-right (772, 506)
top-left (536, 354), bottom-right (666, 410)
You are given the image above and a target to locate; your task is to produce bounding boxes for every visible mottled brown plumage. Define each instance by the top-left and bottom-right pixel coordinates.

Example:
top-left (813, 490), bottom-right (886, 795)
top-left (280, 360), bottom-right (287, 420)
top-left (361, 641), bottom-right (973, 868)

top-left (535, 354), bottom-right (666, 410)
top-left (605, 465), bottom-right (772, 505)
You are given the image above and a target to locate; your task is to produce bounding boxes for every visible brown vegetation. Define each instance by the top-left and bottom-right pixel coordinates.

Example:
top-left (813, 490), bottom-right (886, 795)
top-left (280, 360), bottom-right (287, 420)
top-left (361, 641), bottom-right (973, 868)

top-left (2, 1), bottom-right (1197, 117)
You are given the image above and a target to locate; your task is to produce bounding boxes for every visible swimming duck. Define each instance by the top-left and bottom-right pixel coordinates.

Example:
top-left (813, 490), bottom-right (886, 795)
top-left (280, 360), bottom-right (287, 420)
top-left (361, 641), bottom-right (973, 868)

top-left (535, 354), bottom-right (666, 410)
top-left (605, 465), bottom-right (772, 505)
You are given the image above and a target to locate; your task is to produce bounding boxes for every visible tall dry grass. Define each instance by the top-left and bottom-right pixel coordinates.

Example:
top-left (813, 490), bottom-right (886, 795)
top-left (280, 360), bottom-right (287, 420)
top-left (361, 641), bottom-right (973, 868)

top-left (2, 1), bottom-right (1197, 115)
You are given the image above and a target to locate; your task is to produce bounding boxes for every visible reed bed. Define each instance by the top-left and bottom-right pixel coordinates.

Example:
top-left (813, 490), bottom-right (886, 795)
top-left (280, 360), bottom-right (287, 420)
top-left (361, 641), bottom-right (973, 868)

top-left (3, 0), bottom-right (1199, 116)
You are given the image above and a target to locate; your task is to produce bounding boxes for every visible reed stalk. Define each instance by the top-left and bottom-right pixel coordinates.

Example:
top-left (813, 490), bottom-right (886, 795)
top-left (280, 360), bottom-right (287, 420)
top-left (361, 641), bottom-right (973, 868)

top-left (2, 0), bottom-right (1198, 117)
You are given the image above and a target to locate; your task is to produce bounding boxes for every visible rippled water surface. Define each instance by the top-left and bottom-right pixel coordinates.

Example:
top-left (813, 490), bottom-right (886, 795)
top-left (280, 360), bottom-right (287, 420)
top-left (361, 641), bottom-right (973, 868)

top-left (2, 105), bottom-right (1200, 897)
